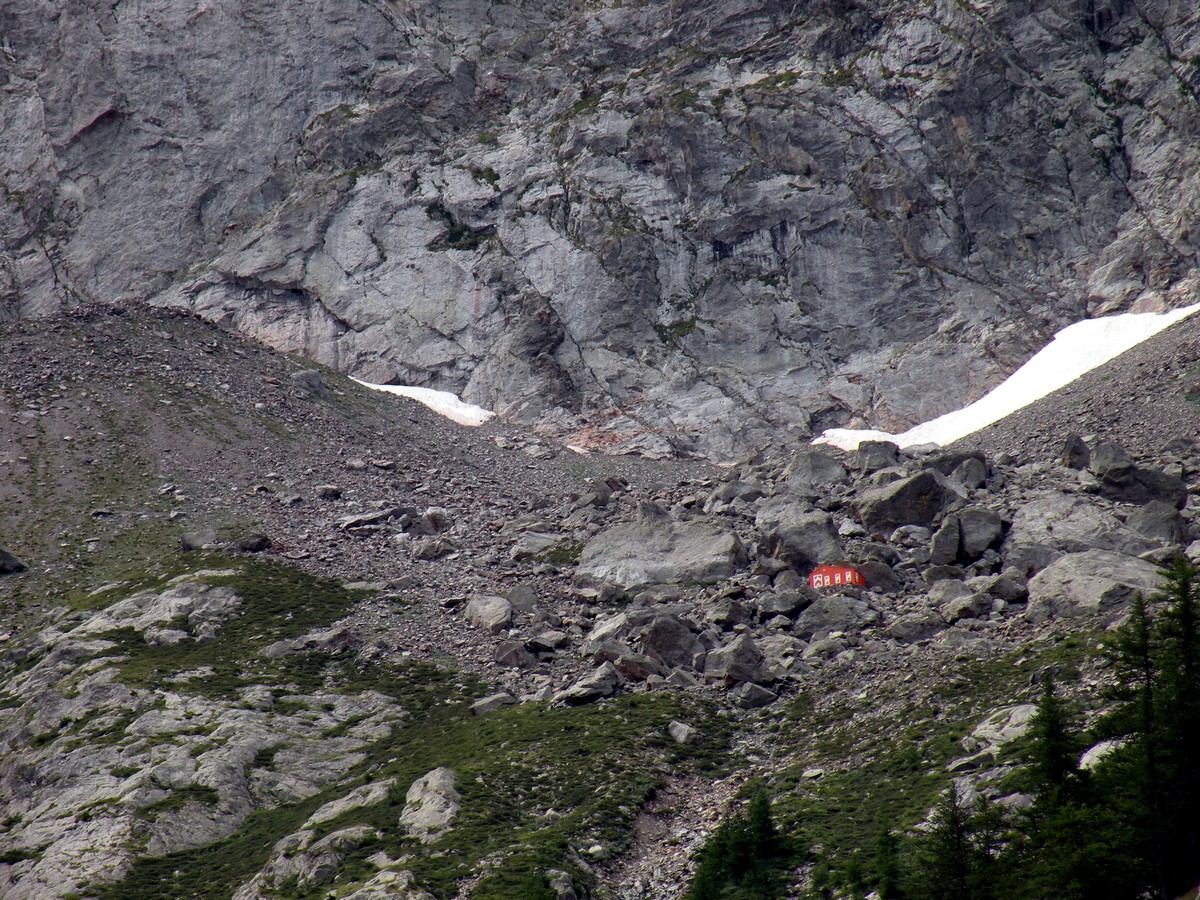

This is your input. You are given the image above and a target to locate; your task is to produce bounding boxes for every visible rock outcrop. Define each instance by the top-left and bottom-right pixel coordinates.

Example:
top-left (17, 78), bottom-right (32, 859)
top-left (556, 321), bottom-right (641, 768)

top-left (399, 768), bottom-right (461, 843)
top-left (6, 2), bottom-right (1200, 458)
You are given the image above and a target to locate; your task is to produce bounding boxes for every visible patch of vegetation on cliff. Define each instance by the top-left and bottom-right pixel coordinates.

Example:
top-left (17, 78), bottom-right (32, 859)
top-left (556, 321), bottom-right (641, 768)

top-left (424, 201), bottom-right (495, 251)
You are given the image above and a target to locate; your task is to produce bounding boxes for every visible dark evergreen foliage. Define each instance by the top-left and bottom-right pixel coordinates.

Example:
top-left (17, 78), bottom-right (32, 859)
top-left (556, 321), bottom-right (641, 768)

top-left (892, 559), bottom-right (1200, 900)
top-left (687, 788), bottom-right (790, 899)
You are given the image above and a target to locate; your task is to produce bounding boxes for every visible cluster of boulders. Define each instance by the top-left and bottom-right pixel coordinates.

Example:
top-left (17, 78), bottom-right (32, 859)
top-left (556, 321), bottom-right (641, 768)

top-left (449, 434), bottom-right (1198, 712)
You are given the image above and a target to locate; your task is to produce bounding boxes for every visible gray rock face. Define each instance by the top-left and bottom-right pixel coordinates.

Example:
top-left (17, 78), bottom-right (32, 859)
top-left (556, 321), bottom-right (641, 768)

top-left (8, 2), bottom-right (1200, 458)
top-left (235, 826), bottom-right (380, 898)
top-left (0, 576), bottom-right (407, 900)
top-left (964, 705), bottom-right (1038, 755)
top-left (575, 505), bottom-right (745, 589)
top-left (1026, 550), bottom-right (1164, 623)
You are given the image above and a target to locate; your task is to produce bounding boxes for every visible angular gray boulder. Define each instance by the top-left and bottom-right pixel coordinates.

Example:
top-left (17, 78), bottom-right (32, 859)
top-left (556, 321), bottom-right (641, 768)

top-left (464, 596), bottom-right (514, 634)
top-left (703, 634), bottom-right (770, 686)
top-left (956, 508), bottom-right (1005, 559)
top-left (1026, 550), bottom-right (1164, 623)
top-left (633, 615), bottom-right (704, 671)
top-left (781, 448), bottom-right (848, 496)
top-left (856, 471), bottom-right (964, 533)
top-left (1003, 491), bottom-right (1162, 576)
top-left (794, 597), bottom-right (879, 639)
top-left (399, 768), bottom-right (460, 843)
top-left (0, 545), bottom-right (27, 574)
top-left (755, 499), bottom-right (843, 570)
top-left (1088, 441), bottom-right (1188, 508)
top-left (554, 663), bottom-right (620, 706)
top-left (575, 504), bottom-right (745, 590)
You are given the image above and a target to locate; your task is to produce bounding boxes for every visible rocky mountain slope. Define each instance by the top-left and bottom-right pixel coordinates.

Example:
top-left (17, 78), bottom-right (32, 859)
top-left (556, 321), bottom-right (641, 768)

top-left (3, 303), bottom-right (1200, 898)
top-left (4, 0), bottom-right (1200, 458)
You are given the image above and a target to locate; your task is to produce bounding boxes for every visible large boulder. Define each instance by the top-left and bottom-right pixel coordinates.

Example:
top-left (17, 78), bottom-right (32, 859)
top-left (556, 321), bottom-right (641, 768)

top-left (703, 634), bottom-right (770, 686)
top-left (1125, 500), bottom-right (1184, 544)
top-left (575, 503), bottom-right (745, 589)
top-left (1088, 441), bottom-right (1187, 507)
top-left (582, 612), bottom-right (635, 655)
top-left (591, 642), bottom-right (664, 682)
top-left (755, 499), bottom-right (843, 569)
top-left (399, 768), bottom-right (460, 843)
top-left (1062, 434), bottom-right (1090, 469)
top-left (554, 662), bottom-right (620, 705)
top-left (853, 440), bottom-right (900, 474)
top-left (956, 508), bottom-right (1005, 559)
top-left (855, 471), bottom-right (965, 533)
top-left (929, 516), bottom-right (960, 566)
top-left (1003, 491), bottom-right (1162, 576)
top-left (1026, 550), bottom-right (1164, 623)
top-left (781, 448), bottom-right (848, 496)
top-left (464, 596), bottom-right (513, 634)
top-left (632, 615), bottom-right (704, 670)
top-left (929, 580), bottom-right (989, 623)
top-left (794, 596), bottom-right (879, 639)
top-left (887, 611), bottom-right (946, 643)
top-left (1098, 466), bottom-right (1189, 508)
top-left (1087, 441), bottom-right (1133, 479)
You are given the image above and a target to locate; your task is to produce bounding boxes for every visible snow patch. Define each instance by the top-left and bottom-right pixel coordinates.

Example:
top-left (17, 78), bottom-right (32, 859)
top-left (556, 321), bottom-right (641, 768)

top-left (353, 379), bottom-right (496, 427)
top-left (818, 302), bottom-right (1200, 451)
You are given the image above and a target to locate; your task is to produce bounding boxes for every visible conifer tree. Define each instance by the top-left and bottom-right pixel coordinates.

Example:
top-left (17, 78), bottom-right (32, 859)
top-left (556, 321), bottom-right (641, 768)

top-left (1029, 672), bottom-right (1076, 797)
top-left (908, 785), bottom-right (985, 900)
top-left (685, 787), bottom-right (786, 899)
top-left (1150, 558), bottom-right (1200, 892)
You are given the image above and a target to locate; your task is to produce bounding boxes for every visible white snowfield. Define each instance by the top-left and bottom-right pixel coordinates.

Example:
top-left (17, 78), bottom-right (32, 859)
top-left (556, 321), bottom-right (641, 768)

top-left (817, 301), bottom-right (1200, 452)
top-left (352, 379), bottom-right (496, 427)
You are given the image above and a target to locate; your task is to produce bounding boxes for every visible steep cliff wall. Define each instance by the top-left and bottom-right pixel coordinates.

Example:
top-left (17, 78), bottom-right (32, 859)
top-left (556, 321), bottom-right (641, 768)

top-left (3, 0), bottom-right (1200, 458)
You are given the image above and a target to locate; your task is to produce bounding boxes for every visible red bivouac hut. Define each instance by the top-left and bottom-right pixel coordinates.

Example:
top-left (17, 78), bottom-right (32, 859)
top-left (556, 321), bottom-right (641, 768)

top-left (808, 564), bottom-right (866, 590)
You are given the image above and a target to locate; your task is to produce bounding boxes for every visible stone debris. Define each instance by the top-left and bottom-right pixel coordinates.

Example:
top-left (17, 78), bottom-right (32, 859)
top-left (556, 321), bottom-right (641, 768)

top-left (4, 307), bottom-right (1200, 898)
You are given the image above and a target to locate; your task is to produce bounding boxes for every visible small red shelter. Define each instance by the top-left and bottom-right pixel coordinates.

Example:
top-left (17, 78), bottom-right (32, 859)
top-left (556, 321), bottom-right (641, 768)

top-left (808, 564), bottom-right (866, 590)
